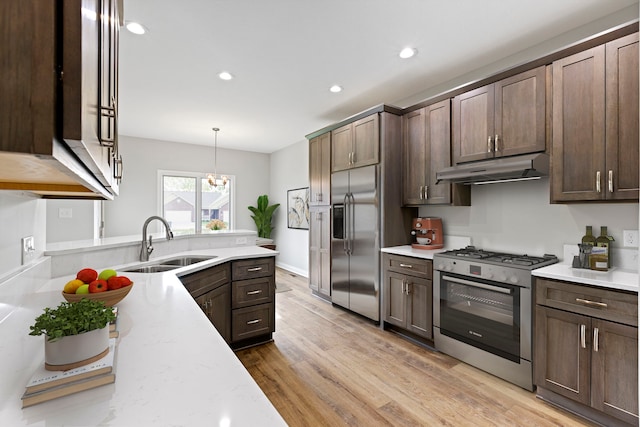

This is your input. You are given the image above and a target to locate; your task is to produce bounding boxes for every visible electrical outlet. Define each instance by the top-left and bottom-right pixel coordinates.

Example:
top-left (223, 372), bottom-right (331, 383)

top-left (58, 207), bottom-right (73, 218)
top-left (236, 237), bottom-right (248, 245)
top-left (623, 230), bottom-right (639, 247)
top-left (21, 236), bottom-right (35, 265)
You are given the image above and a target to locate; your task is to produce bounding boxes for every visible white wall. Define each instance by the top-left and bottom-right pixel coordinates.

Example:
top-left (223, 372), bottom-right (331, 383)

top-left (269, 140), bottom-right (309, 276)
top-left (104, 135), bottom-right (271, 237)
top-left (395, 4), bottom-right (639, 109)
top-left (420, 179), bottom-right (639, 260)
top-left (46, 200), bottom-right (100, 243)
top-left (0, 193), bottom-right (46, 278)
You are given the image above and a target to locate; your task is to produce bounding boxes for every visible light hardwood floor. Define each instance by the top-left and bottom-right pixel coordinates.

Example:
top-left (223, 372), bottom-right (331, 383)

top-left (235, 269), bottom-right (595, 426)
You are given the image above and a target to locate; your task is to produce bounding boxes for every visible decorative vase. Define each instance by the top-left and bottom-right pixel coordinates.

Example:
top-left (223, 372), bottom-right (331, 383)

top-left (44, 326), bottom-right (109, 371)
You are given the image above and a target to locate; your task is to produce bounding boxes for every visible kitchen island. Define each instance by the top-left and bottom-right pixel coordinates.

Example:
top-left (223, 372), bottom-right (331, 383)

top-left (0, 245), bottom-right (286, 426)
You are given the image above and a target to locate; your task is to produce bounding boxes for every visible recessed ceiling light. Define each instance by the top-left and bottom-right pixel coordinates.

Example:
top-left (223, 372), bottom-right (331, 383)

top-left (125, 21), bottom-right (147, 35)
top-left (329, 85), bottom-right (343, 93)
top-left (218, 72), bottom-right (234, 81)
top-left (399, 47), bottom-right (417, 59)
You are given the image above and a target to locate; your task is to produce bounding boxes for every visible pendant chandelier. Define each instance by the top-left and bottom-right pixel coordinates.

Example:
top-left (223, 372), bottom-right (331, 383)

top-left (207, 127), bottom-right (228, 188)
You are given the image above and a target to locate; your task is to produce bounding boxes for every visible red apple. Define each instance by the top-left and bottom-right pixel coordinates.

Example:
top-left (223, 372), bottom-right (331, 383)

top-left (119, 276), bottom-right (132, 287)
top-left (88, 279), bottom-right (108, 293)
top-left (107, 276), bottom-right (123, 290)
top-left (77, 268), bottom-right (98, 284)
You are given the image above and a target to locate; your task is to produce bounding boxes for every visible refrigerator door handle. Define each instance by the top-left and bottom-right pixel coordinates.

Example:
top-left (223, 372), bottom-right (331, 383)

top-left (342, 193), bottom-right (349, 254)
top-left (349, 193), bottom-right (355, 255)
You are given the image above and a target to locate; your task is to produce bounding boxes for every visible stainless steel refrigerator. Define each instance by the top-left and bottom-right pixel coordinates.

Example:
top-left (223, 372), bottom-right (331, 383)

top-left (331, 165), bottom-right (379, 321)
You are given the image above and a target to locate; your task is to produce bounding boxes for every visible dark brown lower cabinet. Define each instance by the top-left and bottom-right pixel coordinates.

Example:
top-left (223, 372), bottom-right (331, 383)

top-left (382, 253), bottom-right (433, 343)
top-left (535, 278), bottom-right (638, 426)
top-left (180, 263), bottom-right (231, 343)
top-left (230, 257), bottom-right (276, 349)
top-left (179, 256), bottom-right (276, 349)
top-left (194, 285), bottom-right (231, 343)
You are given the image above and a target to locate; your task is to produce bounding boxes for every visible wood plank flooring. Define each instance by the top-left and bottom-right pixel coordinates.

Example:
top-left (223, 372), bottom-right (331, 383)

top-left (235, 269), bottom-right (595, 426)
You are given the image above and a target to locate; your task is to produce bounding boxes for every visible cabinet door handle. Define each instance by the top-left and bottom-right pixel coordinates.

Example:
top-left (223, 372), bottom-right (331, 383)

top-left (593, 327), bottom-right (599, 352)
top-left (99, 104), bottom-right (116, 148)
top-left (405, 281), bottom-right (411, 295)
top-left (401, 279), bottom-right (407, 294)
top-left (608, 170), bottom-right (613, 193)
top-left (424, 186), bottom-right (428, 199)
top-left (580, 324), bottom-right (586, 349)
top-left (399, 263), bottom-right (413, 269)
top-left (247, 267), bottom-right (263, 272)
top-left (247, 319), bottom-right (262, 325)
top-left (419, 186), bottom-right (424, 200)
top-left (247, 290), bottom-right (262, 295)
top-left (351, 151), bottom-right (356, 165)
top-left (318, 192), bottom-right (323, 202)
top-left (114, 155), bottom-right (123, 181)
top-left (494, 134), bottom-right (500, 152)
top-left (576, 298), bottom-right (608, 309)
top-left (596, 171), bottom-right (601, 193)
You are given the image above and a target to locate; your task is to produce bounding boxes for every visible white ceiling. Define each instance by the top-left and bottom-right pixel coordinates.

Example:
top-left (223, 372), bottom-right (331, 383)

top-left (119, 0), bottom-right (638, 154)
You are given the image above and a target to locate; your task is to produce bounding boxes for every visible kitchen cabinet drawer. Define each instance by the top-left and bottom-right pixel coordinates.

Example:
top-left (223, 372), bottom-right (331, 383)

top-left (232, 276), bottom-right (274, 309)
top-left (180, 263), bottom-right (230, 298)
top-left (535, 278), bottom-right (637, 326)
top-left (232, 257), bottom-right (275, 281)
top-left (232, 304), bottom-right (274, 342)
top-left (384, 254), bottom-right (432, 279)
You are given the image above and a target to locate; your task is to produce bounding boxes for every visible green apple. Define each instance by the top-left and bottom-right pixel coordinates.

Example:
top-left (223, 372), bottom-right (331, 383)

top-left (75, 284), bottom-right (90, 294)
top-left (98, 269), bottom-right (117, 281)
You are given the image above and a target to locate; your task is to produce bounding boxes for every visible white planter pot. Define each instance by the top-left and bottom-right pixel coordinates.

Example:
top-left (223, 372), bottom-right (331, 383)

top-left (45, 326), bottom-right (109, 369)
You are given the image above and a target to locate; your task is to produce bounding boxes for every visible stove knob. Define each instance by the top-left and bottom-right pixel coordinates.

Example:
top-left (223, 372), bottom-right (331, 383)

top-left (499, 275), bottom-right (507, 282)
top-left (437, 263), bottom-right (444, 271)
top-left (445, 264), bottom-right (453, 272)
top-left (509, 276), bottom-right (519, 284)
top-left (486, 273), bottom-right (494, 280)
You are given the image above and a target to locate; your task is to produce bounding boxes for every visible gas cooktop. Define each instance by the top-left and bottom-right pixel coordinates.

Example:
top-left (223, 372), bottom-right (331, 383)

top-left (436, 246), bottom-right (558, 269)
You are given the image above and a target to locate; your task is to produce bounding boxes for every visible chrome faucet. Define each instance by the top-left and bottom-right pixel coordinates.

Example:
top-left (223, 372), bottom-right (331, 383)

top-left (140, 216), bottom-right (174, 261)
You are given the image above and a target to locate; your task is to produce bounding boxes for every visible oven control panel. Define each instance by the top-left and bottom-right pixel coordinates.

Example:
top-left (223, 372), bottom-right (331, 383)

top-left (434, 257), bottom-right (532, 288)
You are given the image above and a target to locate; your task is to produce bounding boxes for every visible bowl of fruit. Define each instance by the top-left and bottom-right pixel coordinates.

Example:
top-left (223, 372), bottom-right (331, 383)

top-left (62, 268), bottom-right (133, 307)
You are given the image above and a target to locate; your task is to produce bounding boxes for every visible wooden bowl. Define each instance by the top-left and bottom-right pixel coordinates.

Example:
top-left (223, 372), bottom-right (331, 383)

top-left (62, 284), bottom-right (133, 307)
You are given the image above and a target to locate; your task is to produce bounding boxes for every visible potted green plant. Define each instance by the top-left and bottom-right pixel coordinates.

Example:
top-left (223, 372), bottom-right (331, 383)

top-left (29, 299), bottom-right (116, 370)
top-left (248, 195), bottom-right (280, 247)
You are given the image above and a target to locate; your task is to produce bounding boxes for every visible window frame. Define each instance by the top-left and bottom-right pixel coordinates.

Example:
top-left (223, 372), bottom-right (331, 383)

top-left (157, 169), bottom-right (236, 235)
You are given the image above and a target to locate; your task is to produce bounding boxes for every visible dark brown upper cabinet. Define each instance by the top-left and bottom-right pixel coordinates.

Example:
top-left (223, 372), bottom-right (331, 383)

top-left (331, 114), bottom-right (379, 172)
top-left (551, 32), bottom-right (638, 202)
top-left (452, 66), bottom-right (547, 164)
top-left (403, 100), bottom-right (469, 206)
top-left (0, 0), bottom-right (122, 199)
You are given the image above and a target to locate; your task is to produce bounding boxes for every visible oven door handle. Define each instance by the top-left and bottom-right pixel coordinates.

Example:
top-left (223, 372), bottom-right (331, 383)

top-left (441, 275), bottom-right (513, 295)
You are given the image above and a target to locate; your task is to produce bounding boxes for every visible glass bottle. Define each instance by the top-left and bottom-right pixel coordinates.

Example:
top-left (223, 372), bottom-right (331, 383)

top-left (581, 226), bottom-right (596, 246)
top-left (595, 226), bottom-right (611, 268)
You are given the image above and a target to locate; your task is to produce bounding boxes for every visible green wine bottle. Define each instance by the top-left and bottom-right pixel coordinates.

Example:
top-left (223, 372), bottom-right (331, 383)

top-left (581, 226), bottom-right (596, 246)
top-left (595, 226), bottom-right (611, 268)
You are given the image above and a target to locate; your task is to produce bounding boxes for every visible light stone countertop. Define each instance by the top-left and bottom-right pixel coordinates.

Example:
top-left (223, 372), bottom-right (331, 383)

top-left (381, 236), bottom-right (473, 260)
top-left (384, 240), bottom-right (638, 293)
top-left (532, 263), bottom-right (638, 293)
top-left (0, 246), bottom-right (287, 426)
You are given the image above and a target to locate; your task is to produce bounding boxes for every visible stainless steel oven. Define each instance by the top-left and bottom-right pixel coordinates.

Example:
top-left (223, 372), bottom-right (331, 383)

top-left (433, 247), bottom-right (558, 391)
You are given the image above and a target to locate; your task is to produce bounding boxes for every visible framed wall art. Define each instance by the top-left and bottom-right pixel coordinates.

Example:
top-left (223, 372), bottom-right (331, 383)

top-left (287, 187), bottom-right (309, 230)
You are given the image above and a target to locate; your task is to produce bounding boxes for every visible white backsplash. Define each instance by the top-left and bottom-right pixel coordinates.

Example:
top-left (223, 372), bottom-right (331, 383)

top-left (562, 244), bottom-right (638, 271)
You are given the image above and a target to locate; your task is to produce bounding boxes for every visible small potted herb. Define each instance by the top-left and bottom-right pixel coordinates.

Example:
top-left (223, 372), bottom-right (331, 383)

top-left (29, 299), bottom-right (116, 370)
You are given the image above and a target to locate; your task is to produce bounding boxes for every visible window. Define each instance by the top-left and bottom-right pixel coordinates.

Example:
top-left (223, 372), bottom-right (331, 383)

top-left (159, 171), bottom-right (234, 235)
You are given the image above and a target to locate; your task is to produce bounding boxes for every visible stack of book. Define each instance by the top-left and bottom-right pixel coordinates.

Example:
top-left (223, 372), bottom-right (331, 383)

top-left (22, 310), bottom-right (119, 408)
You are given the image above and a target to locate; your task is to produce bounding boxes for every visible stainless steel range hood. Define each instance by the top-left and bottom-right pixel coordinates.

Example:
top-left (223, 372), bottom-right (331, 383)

top-left (436, 153), bottom-right (549, 185)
